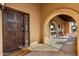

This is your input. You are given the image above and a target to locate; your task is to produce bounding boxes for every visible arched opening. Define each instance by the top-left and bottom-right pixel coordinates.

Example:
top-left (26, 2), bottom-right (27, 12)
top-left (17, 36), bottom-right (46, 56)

top-left (43, 9), bottom-right (79, 55)
top-left (49, 21), bottom-right (58, 37)
top-left (48, 14), bottom-right (77, 55)
top-left (49, 14), bottom-right (77, 37)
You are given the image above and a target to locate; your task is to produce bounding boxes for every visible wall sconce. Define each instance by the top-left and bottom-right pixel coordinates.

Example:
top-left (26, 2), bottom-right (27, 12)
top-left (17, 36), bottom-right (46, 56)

top-left (1, 3), bottom-right (5, 6)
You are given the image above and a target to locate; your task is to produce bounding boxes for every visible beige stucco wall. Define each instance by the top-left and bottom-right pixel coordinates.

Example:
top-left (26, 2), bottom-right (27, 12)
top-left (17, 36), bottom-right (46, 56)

top-left (41, 3), bottom-right (79, 23)
top-left (54, 16), bottom-right (70, 35)
top-left (0, 9), bottom-right (3, 56)
top-left (50, 16), bottom-right (65, 35)
top-left (41, 3), bottom-right (79, 35)
top-left (5, 3), bottom-right (41, 44)
top-left (50, 16), bottom-right (71, 36)
top-left (41, 4), bottom-right (79, 55)
top-left (0, 3), bottom-right (79, 56)
top-left (64, 21), bottom-right (70, 35)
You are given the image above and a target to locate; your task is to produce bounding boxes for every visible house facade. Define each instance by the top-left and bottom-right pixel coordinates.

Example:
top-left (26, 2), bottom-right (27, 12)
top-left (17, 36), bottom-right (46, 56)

top-left (0, 3), bottom-right (79, 56)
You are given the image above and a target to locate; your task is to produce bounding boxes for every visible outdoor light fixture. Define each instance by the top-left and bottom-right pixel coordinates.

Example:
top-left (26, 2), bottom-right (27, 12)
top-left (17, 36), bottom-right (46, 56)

top-left (1, 3), bottom-right (4, 6)
top-left (51, 25), bottom-right (54, 28)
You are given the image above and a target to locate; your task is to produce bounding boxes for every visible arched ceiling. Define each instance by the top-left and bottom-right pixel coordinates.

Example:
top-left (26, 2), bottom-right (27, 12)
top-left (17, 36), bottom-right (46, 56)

top-left (57, 14), bottom-right (76, 22)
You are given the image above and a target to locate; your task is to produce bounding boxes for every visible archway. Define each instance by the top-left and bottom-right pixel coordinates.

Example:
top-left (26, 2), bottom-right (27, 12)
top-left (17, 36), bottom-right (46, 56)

top-left (43, 8), bottom-right (79, 55)
top-left (49, 21), bottom-right (58, 37)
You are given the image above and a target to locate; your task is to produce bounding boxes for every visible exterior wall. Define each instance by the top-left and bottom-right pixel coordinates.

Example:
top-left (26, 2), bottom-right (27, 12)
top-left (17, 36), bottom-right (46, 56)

top-left (41, 4), bottom-right (79, 40)
top-left (0, 9), bottom-right (3, 55)
top-left (53, 16), bottom-right (64, 28)
top-left (41, 4), bottom-right (79, 55)
top-left (0, 3), bottom-right (79, 55)
top-left (64, 21), bottom-right (70, 35)
top-left (41, 3), bottom-right (79, 23)
top-left (5, 3), bottom-right (41, 44)
top-left (41, 3), bottom-right (79, 39)
top-left (51, 16), bottom-right (65, 35)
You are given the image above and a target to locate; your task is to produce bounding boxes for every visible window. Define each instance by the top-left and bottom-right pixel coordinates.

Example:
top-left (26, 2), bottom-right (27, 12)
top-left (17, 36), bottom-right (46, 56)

top-left (71, 22), bottom-right (77, 32)
top-left (50, 23), bottom-right (56, 35)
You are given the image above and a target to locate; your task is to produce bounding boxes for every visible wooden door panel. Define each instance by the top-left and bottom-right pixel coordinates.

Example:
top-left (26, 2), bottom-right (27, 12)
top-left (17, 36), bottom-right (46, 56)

top-left (3, 8), bottom-right (29, 53)
top-left (16, 31), bottom-right (24, 46)
top-left (3, 10), bottom-right (19, 52)
top-left (3, 31), bottom-right (18, 52)
top-left (3, 9), bottom-right (24, 52)
top-left (15, 12), bottom-right (24, 47)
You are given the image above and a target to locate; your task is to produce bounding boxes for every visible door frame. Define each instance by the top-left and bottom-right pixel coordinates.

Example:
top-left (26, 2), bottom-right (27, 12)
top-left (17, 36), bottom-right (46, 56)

top-left (2, 5), bottom-right (30, 51)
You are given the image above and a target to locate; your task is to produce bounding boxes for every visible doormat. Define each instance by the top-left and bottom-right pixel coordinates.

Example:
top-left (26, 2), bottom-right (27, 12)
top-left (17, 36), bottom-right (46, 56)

top-left (3, 49), bottom-right (31, 56)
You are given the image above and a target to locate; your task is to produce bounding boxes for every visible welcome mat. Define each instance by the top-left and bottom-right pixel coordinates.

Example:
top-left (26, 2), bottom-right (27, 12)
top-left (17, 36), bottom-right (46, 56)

top-left (3, 49), bottom-right (31, 56)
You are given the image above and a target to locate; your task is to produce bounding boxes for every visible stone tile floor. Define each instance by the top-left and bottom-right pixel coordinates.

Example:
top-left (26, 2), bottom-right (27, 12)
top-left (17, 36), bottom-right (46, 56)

top-left (26, 35), bottom-right (77, 56)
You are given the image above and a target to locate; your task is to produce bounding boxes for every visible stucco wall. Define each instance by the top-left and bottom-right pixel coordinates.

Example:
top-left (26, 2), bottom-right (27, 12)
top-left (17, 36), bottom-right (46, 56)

top-left (5, 3), bottom-right (41, 44)
top-left (41, 3), bottom-right (79, 23)
top-left (41, 3), bottom-right (79, 40)
top-left (53, 16), bottom-right (70, 35)
top-left (41, 3), bottom-right (79, 55)
top-left (50, 16), bottom-right (65, 35)
top-left (0, 9), bottom-right (2, 56)
top-left (50, 16), bottom-right (71, 36)
top-left (0, 3), bottom-right (79, 55)
top-left (64, 21), bottom-right (70, 35)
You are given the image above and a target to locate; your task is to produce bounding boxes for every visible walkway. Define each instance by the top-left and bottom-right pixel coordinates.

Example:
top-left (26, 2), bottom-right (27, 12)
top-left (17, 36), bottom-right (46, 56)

top-left (26, 34), bottom-right (77, 56)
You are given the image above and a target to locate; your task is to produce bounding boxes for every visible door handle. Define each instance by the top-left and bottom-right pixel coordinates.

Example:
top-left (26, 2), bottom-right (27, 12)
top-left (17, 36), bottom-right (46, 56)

top-left (22, 27), bottom-right (24, 31)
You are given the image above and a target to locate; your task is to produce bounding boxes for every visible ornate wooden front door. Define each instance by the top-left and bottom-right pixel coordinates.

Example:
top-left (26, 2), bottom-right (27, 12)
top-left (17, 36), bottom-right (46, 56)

top-left (3, 8), bottom-right (27, 52)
